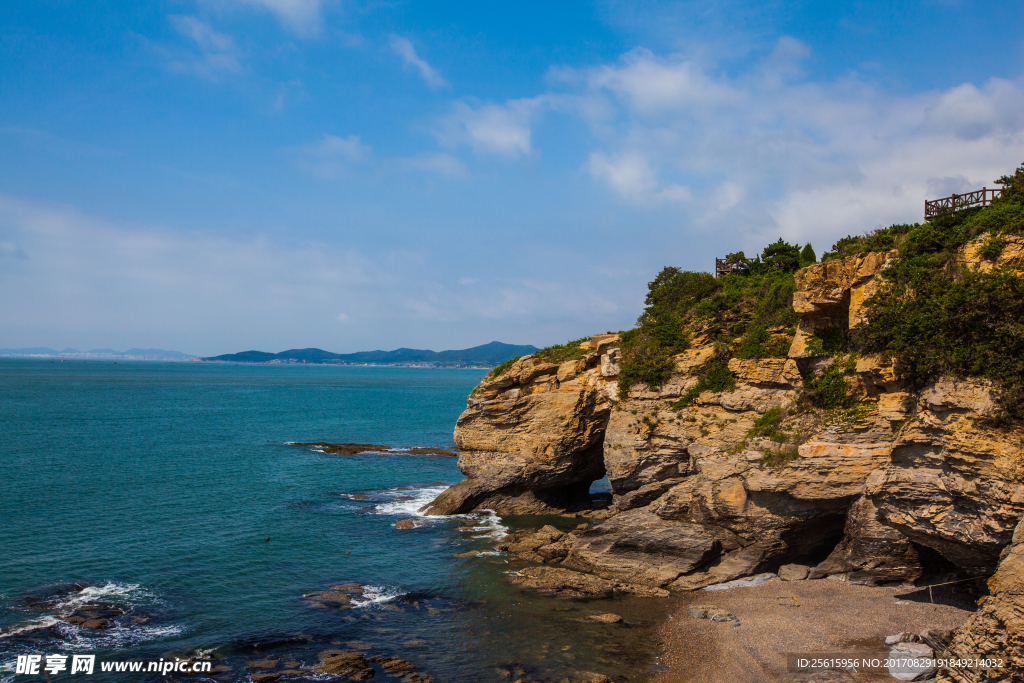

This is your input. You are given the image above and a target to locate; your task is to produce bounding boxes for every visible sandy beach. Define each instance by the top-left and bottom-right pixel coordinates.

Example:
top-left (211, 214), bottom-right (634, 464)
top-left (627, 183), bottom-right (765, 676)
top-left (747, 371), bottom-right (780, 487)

top-left (652, 579), bottom-right (974, 683)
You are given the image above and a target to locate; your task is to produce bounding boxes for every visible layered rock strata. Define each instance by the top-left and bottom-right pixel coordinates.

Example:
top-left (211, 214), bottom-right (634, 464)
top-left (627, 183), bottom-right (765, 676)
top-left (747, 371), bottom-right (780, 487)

top-left (423, 336), bottom-right (619, 515)
top-left (430, 248), bottom-right (1024, 668)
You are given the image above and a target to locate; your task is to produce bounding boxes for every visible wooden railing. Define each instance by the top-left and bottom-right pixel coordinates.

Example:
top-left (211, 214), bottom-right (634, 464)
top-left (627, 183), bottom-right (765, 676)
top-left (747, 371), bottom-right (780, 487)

top-left (925, 187), bottom-right (1002, 221)
top-left (715, 257), bottom-right (749, 277)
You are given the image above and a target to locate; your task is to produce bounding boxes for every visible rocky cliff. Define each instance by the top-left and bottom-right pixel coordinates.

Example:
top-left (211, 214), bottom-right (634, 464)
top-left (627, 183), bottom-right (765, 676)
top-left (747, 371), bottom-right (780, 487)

top-left (428, 203), bottom-right (1024, 676)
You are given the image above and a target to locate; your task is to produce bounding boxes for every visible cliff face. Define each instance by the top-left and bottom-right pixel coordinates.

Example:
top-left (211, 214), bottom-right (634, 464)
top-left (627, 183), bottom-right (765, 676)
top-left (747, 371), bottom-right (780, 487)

top-left (429, 246), bottom-right (1024, 670)
top-left (423, 335), bottom-right (619, 516)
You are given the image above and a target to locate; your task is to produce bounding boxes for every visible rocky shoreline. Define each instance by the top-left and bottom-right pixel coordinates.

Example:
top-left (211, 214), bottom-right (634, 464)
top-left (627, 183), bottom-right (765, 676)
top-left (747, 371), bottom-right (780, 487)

top-left (423, 237), bottom-right (1024, 680)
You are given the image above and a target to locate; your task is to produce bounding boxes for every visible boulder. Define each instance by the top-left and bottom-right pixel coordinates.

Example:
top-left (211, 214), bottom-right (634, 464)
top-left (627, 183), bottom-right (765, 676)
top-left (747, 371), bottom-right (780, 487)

top-left (394, 519), bottom-right (419, 530)
top-left (885, 633), bottom-right (921, 646)
top-left (778, 564), bottom-right (810, 581)
top-left (887, 642), bottom-right (935, 681)
top-left (563, 508), bottom-right (722, 586)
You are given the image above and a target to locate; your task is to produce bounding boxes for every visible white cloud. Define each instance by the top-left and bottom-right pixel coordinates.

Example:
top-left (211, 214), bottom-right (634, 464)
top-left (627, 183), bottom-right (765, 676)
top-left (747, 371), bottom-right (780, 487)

top-left (400, 152), bottom-right (468, 178)
top-left (389, 36), bottom-right (447, 88)
top-left (290, 133), bottom-right (370, 176)
top-left (218, 0), bottom-right (324, 37)
top-left (585, 152), bottom-right (691, 205)
top-left (167, 16), bottom-right (242, 79)
top-left (440, 98), bottom-right (546, 158)
top-left (554, 37), bottom-right (1024, 249)
top-left (0, 241), bottom-right (27, 259)
top-left (586, 48), bottom-right (745, 114)
top-left (335, 312), bottom-right (349, 322)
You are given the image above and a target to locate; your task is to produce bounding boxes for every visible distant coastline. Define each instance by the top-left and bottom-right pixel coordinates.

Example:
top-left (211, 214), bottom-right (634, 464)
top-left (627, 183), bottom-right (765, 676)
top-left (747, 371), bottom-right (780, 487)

top-left (199, 341), bottom-right (538, 368)
top-left (0, 347), bottom-right (194, 361)
top-left (0, 340), bottom-right (538, 369)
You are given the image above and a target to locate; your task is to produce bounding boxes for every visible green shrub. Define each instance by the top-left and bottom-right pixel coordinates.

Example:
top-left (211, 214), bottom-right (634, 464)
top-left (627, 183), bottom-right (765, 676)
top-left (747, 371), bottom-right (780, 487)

top-left (853, 165), bottom-right (1024, 421)
top-left (617, 328), bottom-right (684, 393)
top-left (803, 325), bottom-right (850, 357)
top-left (803, 355), bottom-right (859, 410)
top-left (534, 338), bottom-right (592, 364)
top-left (671, 357), bottom-right (736, 409)
top-left (734, 325), bottom-right (793, 359)
top-left (748, 407), bottom-right (786, 441)
top-left (821, 223), bottom-right (914, 261)
top-left (977, 233), bottom-right (1006, 260)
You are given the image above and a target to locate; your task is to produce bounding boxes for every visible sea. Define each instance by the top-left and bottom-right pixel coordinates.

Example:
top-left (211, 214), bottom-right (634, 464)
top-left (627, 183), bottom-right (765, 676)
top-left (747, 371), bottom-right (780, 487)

top-left (0, 360), bottom-right (669, 683)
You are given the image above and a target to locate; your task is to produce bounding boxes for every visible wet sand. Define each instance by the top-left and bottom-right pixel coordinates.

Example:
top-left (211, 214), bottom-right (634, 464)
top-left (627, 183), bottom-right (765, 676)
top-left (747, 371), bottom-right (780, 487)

top-left (650, 579), bottom-right (974, 683)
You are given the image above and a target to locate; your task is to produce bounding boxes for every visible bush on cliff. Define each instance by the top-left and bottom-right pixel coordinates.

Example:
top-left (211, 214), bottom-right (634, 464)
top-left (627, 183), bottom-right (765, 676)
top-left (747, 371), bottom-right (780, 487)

top-left (618, 255), bottom-right (798, 394)
top-left (858, 163), bottom-right (1024, 421)
top-left (533, 338), bottom-right (593, 364)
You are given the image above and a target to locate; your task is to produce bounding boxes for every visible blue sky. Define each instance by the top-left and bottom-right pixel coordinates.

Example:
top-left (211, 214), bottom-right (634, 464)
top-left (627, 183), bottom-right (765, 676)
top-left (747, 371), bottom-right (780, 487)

top-left (1, 0), bottom-right (1022, 356)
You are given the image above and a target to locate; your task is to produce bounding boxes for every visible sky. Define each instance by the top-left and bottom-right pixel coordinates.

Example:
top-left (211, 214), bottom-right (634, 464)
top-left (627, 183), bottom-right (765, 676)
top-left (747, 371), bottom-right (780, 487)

top-left (1, 0), bottom-right (1022, 356)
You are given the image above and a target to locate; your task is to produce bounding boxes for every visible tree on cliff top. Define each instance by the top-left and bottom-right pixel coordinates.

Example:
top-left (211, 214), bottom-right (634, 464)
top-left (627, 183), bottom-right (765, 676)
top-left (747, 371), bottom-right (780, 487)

top-left (799, 243), bottom-right (816, 267)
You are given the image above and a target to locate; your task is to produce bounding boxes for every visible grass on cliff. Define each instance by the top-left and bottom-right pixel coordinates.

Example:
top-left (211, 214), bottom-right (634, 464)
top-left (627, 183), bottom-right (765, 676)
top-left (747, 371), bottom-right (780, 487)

top-left (618, 248), bottom-right (800, 395)
top-left (855, 163), bottom-right (1024, 422)
top-left (489, 355), bottom-right (523, 379)
top-left (533, 337), bottom-right (593, 364)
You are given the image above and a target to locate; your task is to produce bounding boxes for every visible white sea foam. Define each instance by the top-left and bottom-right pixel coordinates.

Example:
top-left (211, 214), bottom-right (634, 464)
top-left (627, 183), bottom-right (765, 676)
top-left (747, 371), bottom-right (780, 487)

top-left (52, 622), bottom-right (184, 651)
top-left (0, 615), bottom-right (62, 639)
top-left (349, 585), bottom-right (402, 608)
top-left (373, 486), bottom-right (449, 518)
top-left (50, 582), bottom-right (147, 610)
top-left (0, 582), bottom-right (178, 651)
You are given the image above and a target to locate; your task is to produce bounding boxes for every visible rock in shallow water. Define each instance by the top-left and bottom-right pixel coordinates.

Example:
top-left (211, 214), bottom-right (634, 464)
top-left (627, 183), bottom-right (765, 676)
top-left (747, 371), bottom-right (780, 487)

top-left (508, 566), bottom-right (668, 599)
top-left (588, 613), bottom-right (623, 624)
top-left (314, 651), bottom-right (374, 679)
top-left (687, 605), bottom-right (739, 626)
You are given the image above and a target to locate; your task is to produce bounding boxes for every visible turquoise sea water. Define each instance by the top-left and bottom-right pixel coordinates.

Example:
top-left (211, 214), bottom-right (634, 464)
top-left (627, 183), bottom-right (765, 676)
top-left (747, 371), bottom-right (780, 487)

top-left (0, 360), bottom-right (667, 683)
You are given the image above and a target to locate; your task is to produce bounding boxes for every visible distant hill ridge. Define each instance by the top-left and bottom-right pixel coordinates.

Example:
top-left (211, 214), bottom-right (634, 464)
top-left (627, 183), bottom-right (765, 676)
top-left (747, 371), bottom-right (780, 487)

top-left (0, 347), bottom-right (193, 359)
top-left (202, 341), bottom-right (539, 366)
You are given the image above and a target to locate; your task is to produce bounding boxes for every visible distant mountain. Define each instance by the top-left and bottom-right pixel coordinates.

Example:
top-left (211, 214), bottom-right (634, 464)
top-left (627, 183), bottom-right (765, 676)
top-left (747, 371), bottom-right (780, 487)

top-left (0, 347), bottom-right (194, 360)
top-left (202, 341), bottom-right (539, 366)
top-left (0, 347), bottom-right (61, 355)
top-left (122, 348), bottom-right (195, 359)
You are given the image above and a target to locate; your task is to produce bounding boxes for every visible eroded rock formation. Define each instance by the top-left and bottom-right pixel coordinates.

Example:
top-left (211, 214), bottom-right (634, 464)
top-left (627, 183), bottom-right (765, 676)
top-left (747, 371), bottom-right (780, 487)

top-left (429, 248), bottom-right (1024, 670)
top-left (422, 336), bottom-right (619, 515)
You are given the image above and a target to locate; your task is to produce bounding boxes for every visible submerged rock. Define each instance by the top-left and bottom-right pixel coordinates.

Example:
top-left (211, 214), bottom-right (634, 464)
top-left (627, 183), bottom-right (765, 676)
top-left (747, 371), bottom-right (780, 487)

top-left (587, 613), bottom-right (623, 624)
top-left (292, 442), bottom-right (456, 457)
top-left (64, 606), bottom-right (125, 629)
top-left (314, 651), bottom-right (374, 679)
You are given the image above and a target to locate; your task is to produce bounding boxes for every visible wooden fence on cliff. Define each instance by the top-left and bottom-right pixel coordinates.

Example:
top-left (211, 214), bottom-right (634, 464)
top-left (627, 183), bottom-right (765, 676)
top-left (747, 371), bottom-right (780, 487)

top-left (925, 187), bottom-right (1003, 221)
